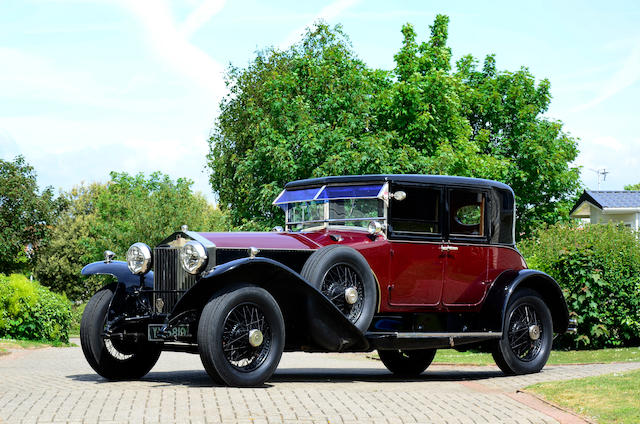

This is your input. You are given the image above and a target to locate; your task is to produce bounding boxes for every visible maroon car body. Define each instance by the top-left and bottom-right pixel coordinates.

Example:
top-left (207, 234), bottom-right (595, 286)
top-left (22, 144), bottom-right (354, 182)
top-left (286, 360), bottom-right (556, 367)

top-left (80, 175), bottom-right (575, 387)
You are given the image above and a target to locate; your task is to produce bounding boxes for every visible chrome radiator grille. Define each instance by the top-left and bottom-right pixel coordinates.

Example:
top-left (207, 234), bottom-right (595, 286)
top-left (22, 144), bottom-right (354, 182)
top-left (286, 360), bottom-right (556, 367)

top-left (153, 247), bottom-right (196, 314)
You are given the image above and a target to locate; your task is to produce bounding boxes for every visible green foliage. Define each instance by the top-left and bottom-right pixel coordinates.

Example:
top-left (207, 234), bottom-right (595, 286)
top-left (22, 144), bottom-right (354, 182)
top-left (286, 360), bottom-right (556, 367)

top-left (624, 182), bottom-right (640, 190)
top-left (0, 156), bottom-right (67, 274)
top-left (519, 223), bottom-right (640, 348)
top-left (35, 172), bottom-right (228, 301)
top-left (207, 17), bottom-right (580, 236)
top-left (0, 274), bottom-right (71, 343)
top-left (69, 302), bottom-right (86, 336)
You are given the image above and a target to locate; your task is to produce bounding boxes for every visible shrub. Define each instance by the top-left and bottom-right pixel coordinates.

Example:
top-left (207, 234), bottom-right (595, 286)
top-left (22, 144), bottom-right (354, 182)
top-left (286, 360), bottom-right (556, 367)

top-left (35, 174), bottom-right (229, 301)
top-left (519, 223), bottom-right (640, 348)
top-left (0, 274), bottom-right (72, 343)
top-left (69, 302), bottom-right (86, 336)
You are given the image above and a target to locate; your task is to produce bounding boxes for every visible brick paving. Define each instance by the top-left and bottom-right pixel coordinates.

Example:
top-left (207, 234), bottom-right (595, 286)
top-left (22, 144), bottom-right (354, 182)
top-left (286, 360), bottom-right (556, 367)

top-left (1, 342), bottom-right (638, 424)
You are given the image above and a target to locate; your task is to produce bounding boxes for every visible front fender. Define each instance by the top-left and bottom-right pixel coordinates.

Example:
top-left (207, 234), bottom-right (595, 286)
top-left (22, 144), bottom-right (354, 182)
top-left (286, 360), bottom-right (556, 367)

top-left (171, 257), bottom-right (369, 352)
top-left (81, 260), bottom-right (153, 289)
top-left (480, 269), bottom-right (570, 334)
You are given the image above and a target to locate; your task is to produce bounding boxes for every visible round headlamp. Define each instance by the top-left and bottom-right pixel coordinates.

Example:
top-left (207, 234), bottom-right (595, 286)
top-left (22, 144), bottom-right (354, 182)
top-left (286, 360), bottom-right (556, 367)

top-left (368, 220), bottom-right (383, 236)
top-left (126, 242), bottom-right (152, 275)
top-left (180, 240), bottom-right (208, 275)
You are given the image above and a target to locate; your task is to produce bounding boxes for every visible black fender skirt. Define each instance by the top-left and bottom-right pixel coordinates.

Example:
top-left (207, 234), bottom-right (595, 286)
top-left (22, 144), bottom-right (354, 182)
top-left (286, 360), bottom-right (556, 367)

top-left (171, 257), bottom-right (369, 352)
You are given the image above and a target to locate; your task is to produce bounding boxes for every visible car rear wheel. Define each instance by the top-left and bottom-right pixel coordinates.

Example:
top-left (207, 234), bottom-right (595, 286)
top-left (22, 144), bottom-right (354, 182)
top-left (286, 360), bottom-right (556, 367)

top-left (301, 245), bottom-right (377, 332)
top-left (492, 288), bottom-right (553, 375)
top-left (198, 283), bottom-right (285, 387)
top-left (80, 286), bottom-right (161, 380)
top-left (378, 349), bottom-right (436, 376)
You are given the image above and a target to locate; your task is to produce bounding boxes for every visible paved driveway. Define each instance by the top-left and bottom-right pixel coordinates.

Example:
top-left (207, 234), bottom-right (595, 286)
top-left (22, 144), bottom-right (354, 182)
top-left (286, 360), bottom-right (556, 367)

top-left (1, 343), bottom-right (639, 424)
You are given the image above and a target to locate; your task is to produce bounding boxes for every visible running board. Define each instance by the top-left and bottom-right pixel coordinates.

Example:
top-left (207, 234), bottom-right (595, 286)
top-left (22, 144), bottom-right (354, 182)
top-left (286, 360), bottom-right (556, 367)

top-left (366, 331), bottom-right (502, 350)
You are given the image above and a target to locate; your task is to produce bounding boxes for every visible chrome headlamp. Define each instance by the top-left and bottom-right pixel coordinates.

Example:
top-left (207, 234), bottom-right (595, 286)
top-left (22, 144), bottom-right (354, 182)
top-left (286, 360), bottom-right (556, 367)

top-left (180, 240), bottom-right (208, 274)
top-left (368, 220), bottom-right (384, 236)
top-left (126, 242), bottom-right (152, 275)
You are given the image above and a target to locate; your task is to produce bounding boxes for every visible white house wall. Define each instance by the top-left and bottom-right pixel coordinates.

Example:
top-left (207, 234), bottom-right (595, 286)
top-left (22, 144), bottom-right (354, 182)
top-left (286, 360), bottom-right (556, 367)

top-left (589, 205), bottom-right (638, 229)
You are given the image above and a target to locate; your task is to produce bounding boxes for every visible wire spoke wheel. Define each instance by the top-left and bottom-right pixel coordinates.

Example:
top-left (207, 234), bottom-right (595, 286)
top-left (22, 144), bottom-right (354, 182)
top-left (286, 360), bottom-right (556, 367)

top-left (104, 339), bottom-right (134, 361)
top-left (321, 263), bottom-right (364, 323)
top-left (222, 302), bottom-right (271, 372)
top-left (507, 303), bottom-right (543, 362)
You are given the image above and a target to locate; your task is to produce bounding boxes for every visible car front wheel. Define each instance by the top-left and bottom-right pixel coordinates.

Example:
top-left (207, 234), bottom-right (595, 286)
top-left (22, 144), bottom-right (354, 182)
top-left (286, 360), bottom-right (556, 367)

top-left (80, 287), bottom-right (161, 380)
top-left (198, 284), bottom-right (285, 387)
top-left (492, 288), bottom-right (553, 375)
top-left (378, 349), bottom-right (436, 376)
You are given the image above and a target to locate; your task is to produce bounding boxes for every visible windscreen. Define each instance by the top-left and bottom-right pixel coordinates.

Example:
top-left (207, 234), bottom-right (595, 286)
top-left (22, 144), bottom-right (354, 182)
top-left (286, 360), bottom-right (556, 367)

top-left (274, 183), bottom-right (386, 231)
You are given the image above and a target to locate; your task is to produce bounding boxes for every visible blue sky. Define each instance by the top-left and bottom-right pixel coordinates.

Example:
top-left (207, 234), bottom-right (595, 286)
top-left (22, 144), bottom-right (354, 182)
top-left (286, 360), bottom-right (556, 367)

top-left (1, 0), bottom-right (639, 201)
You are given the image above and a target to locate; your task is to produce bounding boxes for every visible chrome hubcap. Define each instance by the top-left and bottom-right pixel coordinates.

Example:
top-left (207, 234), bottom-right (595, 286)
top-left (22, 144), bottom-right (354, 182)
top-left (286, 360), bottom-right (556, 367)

top-left (248, 329), bottom-right (263, 347)
top-left (344, 287), bottom-right (358, 305)
top-left (528, 324), bottom-right (540, 341)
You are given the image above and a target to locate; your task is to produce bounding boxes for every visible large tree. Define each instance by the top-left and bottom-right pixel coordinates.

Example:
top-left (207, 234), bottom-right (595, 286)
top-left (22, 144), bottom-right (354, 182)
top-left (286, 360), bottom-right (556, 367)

top-left (624, 182), bottom-right (640, 190)
top-left (35, 172), bottom-right (227, 300)
top-left (0, 156), bottom-right (66, 274)
top-left (207, 16), bottom-right (580, 237)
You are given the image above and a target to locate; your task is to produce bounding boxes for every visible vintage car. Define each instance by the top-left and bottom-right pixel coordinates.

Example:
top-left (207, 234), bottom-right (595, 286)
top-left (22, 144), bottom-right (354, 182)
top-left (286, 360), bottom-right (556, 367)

top-left (80, 174), bottom-right (576, 387)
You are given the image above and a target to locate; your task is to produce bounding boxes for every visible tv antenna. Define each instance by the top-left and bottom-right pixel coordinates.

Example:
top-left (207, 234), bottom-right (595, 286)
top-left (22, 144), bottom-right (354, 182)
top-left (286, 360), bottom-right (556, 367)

top-left (589, 168), bottom-right (609, 190)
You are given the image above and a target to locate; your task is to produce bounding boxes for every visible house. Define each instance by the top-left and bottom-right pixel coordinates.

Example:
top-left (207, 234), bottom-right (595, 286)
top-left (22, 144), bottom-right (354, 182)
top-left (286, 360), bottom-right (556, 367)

top-left (570, 190), bottom-right (640, 230)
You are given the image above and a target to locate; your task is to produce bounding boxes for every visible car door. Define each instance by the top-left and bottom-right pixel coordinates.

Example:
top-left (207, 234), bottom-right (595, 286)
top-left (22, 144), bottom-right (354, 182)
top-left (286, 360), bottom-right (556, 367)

top-left (441, 188), bottom-right (490, 307)
top-left (387, 184), bottom-right (445, 307)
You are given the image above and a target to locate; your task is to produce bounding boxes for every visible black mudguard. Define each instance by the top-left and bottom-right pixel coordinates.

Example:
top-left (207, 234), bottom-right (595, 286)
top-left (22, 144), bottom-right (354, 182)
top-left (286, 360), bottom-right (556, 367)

top-left (480, 269), bottom-right (569, 334)
top-left (171, 257), bottom-right (369, 352)
top-left (82, 260), bottom-right (156, 331)
top-left (81, 260), bottom-right (153, 290)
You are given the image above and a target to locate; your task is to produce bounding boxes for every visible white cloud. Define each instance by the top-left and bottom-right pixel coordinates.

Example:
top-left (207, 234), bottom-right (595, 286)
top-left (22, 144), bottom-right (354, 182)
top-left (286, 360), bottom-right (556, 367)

top-left (572, 39), bottom-right (640, 112)
top-left (279, 0), bottom-right (362, 49)
top-left (574, 135), bottom-right (639, 190)
top-left (0, 47), bottom-right (180, 113)
top-left (180, 0), bottom-right (226, 39)
top-left (590, 135), bottom-right (626, 153)
top-left (118, 0), bottom-right (226, 98)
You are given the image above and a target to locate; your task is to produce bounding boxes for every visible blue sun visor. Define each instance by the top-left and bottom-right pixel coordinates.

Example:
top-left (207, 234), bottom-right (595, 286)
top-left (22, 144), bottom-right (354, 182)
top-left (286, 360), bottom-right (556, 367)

top-left (273, 184), bottom-right (385, 205)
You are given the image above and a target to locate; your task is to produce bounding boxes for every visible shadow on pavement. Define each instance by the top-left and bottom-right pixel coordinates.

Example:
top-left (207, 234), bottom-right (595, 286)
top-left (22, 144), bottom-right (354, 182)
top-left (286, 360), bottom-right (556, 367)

top-left (67, 367), bottom-right (504, 387)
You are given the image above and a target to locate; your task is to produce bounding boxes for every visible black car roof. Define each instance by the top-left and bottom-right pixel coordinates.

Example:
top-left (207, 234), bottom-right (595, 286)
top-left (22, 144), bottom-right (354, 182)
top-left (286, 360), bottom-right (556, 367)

top-left (285, 174), bottom-right (513, 193)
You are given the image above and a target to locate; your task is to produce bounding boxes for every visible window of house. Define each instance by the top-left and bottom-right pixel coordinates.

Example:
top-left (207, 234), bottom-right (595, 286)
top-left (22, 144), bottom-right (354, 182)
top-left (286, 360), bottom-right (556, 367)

top-left (449, 190), bottom-right (486, 237)
top-left (389, 186), bottom-right (441, 234)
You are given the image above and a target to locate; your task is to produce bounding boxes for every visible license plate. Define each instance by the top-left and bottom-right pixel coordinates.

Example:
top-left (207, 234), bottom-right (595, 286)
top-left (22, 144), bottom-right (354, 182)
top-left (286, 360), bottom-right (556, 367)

top-left (148, 324), bottom-right (190, 341)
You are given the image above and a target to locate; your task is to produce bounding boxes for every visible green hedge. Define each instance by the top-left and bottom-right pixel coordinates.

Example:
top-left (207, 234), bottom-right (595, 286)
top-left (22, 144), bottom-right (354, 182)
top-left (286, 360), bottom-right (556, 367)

top-left (0, 274), bottom-right (72, 343)
top-left (519, 223), bottom-right (640, 349)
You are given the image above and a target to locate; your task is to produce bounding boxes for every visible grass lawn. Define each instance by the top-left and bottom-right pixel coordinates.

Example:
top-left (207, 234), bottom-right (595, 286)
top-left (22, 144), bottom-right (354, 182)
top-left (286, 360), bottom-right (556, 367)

top-left (432, 347), bottom-right (640, 365)
top-left (0, 338), bottom-right (74, 352)
top-left (527, 369), bottom-right (640, 424)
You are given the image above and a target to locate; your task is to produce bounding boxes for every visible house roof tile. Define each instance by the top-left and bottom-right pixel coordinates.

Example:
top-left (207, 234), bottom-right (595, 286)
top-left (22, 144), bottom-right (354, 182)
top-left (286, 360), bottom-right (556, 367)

top-left (570, 190), bottom-right (640, 215)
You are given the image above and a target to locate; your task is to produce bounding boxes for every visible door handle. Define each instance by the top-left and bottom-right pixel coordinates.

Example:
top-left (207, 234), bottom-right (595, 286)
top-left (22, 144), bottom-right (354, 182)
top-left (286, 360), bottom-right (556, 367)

top-left (440, 245), bottom-right (459, 252)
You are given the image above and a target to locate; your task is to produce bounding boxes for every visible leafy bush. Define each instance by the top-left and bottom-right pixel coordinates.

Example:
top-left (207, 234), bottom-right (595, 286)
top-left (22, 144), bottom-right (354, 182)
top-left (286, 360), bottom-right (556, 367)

top-left (69, 302), bottom-right (86, 336)
top-left (35, 173), bottom-right (228, 301)
top-left (0, 274), bottom-right (72, 343)
top-left (519, 223), bottom-right (640, 348)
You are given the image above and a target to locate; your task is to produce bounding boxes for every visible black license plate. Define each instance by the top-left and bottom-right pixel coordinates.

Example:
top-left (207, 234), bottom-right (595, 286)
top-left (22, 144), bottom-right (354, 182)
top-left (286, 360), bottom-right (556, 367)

top-left (148, 324), bottom-right (190, 341)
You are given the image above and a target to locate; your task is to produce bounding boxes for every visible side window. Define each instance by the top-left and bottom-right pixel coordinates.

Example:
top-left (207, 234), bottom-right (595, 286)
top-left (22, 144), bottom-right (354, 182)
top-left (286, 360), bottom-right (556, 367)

top-left (449, 190), bottom-right (485, 237)
top-left (390, 186), bottom-right (441, 235)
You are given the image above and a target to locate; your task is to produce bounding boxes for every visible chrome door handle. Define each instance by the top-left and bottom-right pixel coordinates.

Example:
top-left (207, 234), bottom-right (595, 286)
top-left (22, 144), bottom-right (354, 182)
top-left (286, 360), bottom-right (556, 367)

top-left (440, 245), bottom-right (459, 251)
